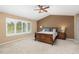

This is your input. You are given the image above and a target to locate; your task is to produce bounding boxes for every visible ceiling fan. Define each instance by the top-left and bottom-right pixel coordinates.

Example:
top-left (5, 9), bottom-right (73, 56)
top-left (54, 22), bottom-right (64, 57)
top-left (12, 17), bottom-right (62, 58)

top-left (34, 5), bottom-right (50, 13)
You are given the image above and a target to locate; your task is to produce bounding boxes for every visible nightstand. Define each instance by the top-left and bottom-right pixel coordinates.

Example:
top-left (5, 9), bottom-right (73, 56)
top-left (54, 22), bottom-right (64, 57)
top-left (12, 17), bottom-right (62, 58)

top-left (57, 32), bottom-right (66, 40)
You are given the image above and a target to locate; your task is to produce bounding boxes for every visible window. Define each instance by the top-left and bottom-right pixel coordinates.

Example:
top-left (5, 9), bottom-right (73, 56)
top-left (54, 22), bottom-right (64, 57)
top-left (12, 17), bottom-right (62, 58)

top-left (7, 22), bottom-right (15, 34)
top-left (6, 18), bottom-right (32, 36)
top-left (16, 22), bottom-right (22, 33)
top-left (23, 22), bottom-right (26, 32)
top-left (27, 22), bottom-right (31, 32)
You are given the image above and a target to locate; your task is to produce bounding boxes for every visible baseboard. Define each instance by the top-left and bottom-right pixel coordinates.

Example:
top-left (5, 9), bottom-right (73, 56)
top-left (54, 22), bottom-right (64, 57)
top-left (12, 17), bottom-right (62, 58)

top-left (66, 38), bottom-right (74, 40)
top-left (0, 38), bottom-right (28, 46)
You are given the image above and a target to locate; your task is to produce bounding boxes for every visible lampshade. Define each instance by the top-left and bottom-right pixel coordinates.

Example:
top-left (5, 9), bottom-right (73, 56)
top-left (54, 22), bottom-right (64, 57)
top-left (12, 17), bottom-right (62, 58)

top-left (61, 26), bottom-right (66, 32)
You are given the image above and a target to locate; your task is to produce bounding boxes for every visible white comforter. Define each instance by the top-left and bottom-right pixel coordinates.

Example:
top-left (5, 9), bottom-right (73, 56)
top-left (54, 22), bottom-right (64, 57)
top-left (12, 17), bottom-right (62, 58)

top-left (37, 31), bottom-right (57, 40)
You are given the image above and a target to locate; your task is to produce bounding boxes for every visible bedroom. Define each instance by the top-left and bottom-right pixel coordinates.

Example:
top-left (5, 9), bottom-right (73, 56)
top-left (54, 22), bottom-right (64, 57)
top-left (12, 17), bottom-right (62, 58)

top-left (0, 5), bottom-right (79, 54)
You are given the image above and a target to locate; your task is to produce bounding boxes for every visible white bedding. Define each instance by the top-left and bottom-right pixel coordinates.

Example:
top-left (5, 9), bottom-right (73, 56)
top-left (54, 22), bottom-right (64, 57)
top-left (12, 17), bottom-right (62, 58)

top-left (37, 31), bottom-right (57, 40)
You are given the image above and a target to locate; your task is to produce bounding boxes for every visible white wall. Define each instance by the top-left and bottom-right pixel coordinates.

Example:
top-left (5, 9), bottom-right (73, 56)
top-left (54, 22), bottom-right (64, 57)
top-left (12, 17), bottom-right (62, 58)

top-left (74, 14), bottom-right (79, 42)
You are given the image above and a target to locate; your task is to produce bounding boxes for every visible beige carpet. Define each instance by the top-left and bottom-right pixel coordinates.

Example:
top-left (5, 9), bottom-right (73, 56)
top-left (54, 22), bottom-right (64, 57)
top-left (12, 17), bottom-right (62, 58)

top-left (0, 39), bottom-right (79, 54)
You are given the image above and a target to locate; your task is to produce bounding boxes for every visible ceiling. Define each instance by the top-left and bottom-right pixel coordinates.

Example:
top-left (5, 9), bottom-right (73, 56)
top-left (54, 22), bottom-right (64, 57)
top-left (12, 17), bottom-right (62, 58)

top-left (0, 5), bottom-right (79, 20)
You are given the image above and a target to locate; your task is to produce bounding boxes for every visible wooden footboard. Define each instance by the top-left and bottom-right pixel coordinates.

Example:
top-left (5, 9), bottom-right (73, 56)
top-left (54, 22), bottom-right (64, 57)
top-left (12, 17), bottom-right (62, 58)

top-left (35, 33), bottom-right (56, 45)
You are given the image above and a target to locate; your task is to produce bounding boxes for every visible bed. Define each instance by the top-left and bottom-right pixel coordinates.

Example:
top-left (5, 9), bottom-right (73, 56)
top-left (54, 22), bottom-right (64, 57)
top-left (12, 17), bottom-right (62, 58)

top-left (35, 27), bottom-right (58, 45)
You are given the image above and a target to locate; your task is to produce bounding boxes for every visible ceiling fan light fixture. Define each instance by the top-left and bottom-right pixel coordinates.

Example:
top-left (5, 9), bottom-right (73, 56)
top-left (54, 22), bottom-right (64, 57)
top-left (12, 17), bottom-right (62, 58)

top-left (34, 5), bottom-right (50, 13)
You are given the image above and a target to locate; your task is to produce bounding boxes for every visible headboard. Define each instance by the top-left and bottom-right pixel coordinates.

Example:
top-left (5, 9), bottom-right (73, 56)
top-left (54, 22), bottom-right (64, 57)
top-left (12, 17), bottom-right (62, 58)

top-left (42, 27), bottom-right (59, 32)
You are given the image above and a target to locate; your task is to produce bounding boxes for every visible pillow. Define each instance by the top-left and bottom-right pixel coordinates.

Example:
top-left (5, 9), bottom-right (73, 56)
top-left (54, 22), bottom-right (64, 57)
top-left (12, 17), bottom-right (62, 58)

top-left (52, 29), bottom-right (56, 32)
top-left (44, 29), bottom-right (50, 32)
top-left (51, 27), bottom-right (58, 32)
top-left (42, 27), bottom-right (51, 32)
top-left (42, 29), bottom-right (45, 32)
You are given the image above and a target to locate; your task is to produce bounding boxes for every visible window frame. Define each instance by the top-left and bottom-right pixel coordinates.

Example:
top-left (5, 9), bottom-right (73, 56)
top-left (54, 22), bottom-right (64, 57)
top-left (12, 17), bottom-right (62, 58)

top-left (6, 17), bottom-right (32, 36)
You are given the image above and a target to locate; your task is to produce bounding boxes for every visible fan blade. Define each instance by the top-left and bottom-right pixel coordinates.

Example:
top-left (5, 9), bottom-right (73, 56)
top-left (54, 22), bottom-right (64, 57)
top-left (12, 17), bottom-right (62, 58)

top-left (43, 6), bottom-right (49, 9)
top-left (38, 5), bottom-right (43, 10)
top-left (38, 5), bottom-right (43, 8)
top-left (43, 9), bottom-right (48, 12)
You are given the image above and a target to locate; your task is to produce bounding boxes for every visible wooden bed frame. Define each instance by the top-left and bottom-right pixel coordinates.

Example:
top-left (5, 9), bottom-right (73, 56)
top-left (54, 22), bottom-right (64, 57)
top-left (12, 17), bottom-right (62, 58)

top-left (35, 33), bottom-right (57, 45)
